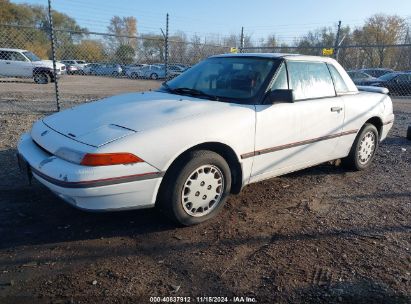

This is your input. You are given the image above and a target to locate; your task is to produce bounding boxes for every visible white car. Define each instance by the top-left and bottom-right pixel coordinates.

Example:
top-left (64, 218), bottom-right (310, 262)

top-left (126, 64), bottom-right (165, 79)
top-left (60, 60), bottom-right (87, 74)
top-left (0, 48), bottom-right (66, 84)
top-left (17, 53), bottom-right (394, 225)
top-left (124, 64), bottom-right (148, 78)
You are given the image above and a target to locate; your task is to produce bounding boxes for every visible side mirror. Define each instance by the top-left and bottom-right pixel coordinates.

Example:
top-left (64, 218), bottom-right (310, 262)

top-left (265, 89), bottom-right (295, 104)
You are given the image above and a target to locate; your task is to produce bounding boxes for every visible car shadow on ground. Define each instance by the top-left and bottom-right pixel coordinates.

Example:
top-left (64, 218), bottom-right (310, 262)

top-left (0, 148), bottom-right (176, 250)
top-left (290, 279), bottom-right (411, 304)
top-left (0, 182), bottom-right (176, 250)
top-left (0, 79), bottom-right (34, 84)
top-left (1, 142), bottom-right (409, 252)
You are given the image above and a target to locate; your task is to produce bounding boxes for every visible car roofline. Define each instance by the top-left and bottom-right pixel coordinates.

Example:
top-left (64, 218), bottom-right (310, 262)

top-left (209, 53), bottom-right (336, 63)
top-left (0, 48), bottom-right (28, 52)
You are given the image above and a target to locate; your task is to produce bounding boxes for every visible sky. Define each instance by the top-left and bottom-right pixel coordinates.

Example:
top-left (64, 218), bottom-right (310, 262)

top-left (11, 0), bottom-right (411, 44)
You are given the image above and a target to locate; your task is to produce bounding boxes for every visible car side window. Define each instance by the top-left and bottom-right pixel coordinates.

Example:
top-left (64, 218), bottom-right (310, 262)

top-left (269, 63), bottom-right (288, 90)
top-left (0, 51), bottom-right (12, 60)
top-left (396, 74), bottom-right (409, 82)
top-left (287, 61), bottom-right (335, 100)
top-left (327, 64), bottom-right (349, 94)
top-left (9, 52), bottom-right (27, 62)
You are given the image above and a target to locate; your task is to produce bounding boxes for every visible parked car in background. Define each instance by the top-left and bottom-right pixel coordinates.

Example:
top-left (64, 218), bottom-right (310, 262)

top-left (125, 64), bottom-right (148, 78)
top-left (62, 63), bottom-right (79, 75)
top-left (60, 60), bottom-right (87, 74)
top-left (89, 63), bottom-right (122, 76)
top-left (135, 65), bottom-right (166, 79)
top-left (365, 72), bottom-right (411, 96)
top-left (17, 53), bottom-right (394, 225)
top-left (83, 63), bottom-right (99, 75)
top-left (124, 63), bottom-right (147, 72)
top-left (0, 48), bottom-right (65, 84)
top-left (359, 68), bottom-right (394, 78)
top-left (347, 70), bottom-right (377, 84)
top-left (167, 65), bottom-right (188, 79)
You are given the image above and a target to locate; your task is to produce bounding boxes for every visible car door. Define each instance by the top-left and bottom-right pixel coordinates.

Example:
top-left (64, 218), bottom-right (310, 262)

top-left (250, 60), bottom-right (344, 182)
top-left (8, 51), bottom-right (33, 77)
top-left (0, 51), bottom-right (17, 76)
top-left (0, 50), bottom-right (14, 76)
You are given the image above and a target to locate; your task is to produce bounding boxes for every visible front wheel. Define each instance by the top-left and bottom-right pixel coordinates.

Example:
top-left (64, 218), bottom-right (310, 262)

top-left (150, 73), bottom-right (158, 80)
top-left (33, 72), bottom-right (50, 84)
top-left (342, 123), bottom-right (379, 170)
top-left (158, 150), bottom-right (232, 226)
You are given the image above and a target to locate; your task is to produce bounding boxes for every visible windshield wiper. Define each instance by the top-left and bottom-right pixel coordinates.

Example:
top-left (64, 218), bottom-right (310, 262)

top-left (161, 82), bottom-right (173, 92)
top-left (171, 87), bottom-right (220, 101)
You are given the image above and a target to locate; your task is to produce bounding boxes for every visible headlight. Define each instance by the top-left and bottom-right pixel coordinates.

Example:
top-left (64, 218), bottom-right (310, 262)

top-left (54, 147), bottom-right (144, 166)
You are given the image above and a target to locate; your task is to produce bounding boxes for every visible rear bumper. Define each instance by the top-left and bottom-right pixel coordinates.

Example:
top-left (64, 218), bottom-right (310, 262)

top-left (17, 133), bottom-right (163, 211)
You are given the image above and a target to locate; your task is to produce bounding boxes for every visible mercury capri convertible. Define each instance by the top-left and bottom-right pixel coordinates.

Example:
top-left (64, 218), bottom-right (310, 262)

top-left (17, 53), bottom-right (394, 225)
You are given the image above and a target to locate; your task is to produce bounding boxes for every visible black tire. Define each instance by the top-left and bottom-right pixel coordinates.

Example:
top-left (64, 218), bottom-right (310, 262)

top-left (130, 72), bottom-right (138, 79)
top-left (158, 150), bottom-right (232, 226)
top-left (33, 72), bottom-right (50, 84)
top-left (407, 125), bottom-right (411, 140)
top-left (112, 71), bottom-right (119, 77)
top-left (150, 73), bottom-right (158, 80)
top-left (342, 123), bottom-right (379, 170)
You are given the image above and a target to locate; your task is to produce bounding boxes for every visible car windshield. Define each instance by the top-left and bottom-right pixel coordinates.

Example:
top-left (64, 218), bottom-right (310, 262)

top-left (23, 51), bottom-right (41, 62)
top-left (378, 73), bottom-right (398, 81)
top-left (162, 57), bottom-right (277, 103)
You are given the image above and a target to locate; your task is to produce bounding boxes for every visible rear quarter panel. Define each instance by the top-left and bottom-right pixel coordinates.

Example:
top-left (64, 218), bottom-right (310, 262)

top-left (336, 92), bottom-right (387, 157)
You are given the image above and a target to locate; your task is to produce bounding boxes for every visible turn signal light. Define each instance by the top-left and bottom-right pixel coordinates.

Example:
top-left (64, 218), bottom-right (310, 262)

top-left (80, 153), bottom-right (143, 166)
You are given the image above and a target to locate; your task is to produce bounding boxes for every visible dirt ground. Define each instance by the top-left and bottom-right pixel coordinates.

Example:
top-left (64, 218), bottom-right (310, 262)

top-left (0, 76), bottom-right (410, 303)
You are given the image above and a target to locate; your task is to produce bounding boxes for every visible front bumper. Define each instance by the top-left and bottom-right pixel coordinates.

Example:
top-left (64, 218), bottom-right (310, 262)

top-left (17, 133), bottom-right (163, 211)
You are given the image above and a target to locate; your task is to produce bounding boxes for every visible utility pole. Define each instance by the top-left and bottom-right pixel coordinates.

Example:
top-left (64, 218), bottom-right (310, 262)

top-left (334, 20), bottom-right (342, 61)
top-left (240, 26), bottom-right (244, 53)
top-left (47, 0), bottom-right (60, 111)
top-left (165, 13), bottom-right (169, 79)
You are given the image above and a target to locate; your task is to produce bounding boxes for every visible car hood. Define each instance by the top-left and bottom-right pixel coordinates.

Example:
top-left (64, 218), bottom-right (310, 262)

top-left (33, 60), bottom-right (64, 69)
top-left (42, 91), bottom-right (232, 147)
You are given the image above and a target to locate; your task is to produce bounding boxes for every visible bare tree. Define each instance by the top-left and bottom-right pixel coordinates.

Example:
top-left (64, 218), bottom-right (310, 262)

top-left (353, 14), bottom-right (406, 67)
top-left (106, 16), bottom-right (138, 60)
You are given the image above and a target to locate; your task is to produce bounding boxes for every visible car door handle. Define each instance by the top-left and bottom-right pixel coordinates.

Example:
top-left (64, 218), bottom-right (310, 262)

top-left (331, 107), bottom-right (343, 113)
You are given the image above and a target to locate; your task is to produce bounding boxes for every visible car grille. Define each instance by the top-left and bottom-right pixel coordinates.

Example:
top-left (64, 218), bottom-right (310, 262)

top-left (61, 66), bottom-right (66, 70)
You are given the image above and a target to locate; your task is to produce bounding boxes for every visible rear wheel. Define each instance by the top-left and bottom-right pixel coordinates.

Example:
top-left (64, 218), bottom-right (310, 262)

top-left (33, 72), bottom-right (50, 84)
top-left (130, 72), bottom-right (139, 79)
top-left (342, 123), bottom-right (379, 170)
top-left (158, 150), bottom-right (231, 226)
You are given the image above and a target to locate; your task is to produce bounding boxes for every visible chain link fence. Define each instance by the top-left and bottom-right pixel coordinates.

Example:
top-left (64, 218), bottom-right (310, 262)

top-left (1, 21), bottom-right (410, 114)
top-left (0, 23), bottom-right (231, 112)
